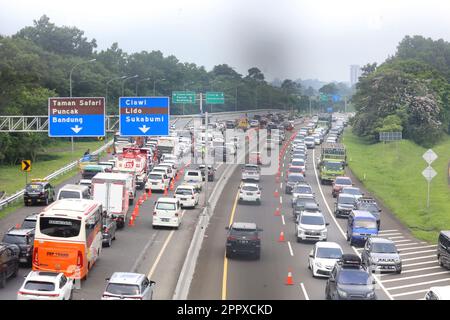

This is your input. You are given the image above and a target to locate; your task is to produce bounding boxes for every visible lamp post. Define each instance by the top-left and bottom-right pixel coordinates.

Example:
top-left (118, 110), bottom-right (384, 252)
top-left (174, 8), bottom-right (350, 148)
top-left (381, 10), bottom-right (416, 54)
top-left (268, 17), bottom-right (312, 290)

top-left (183, 81), bottom-right (194, 115)
top-left (122, 75), bottom-right (138, 96)
top-left (106, 76), bottom-right (127, 112)
top-left (68, 58), bottom-right (96, 153)
top-left (136, 77), bottom-right (151, 96)
top-left (153, 78), bottom-right (166, 96)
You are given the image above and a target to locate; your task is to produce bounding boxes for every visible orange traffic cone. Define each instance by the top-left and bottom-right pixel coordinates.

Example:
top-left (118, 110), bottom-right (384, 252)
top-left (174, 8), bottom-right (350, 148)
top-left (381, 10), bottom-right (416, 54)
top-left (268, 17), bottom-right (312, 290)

top-left (274, 207), bottom-right (280, 216)
top-left (164, 187), bottom-right (168, 196)
top-left (278, 231), bottom-right (285, 242)
top-left (175, 173), bottom-right (179, 181)
top-left (285, 269), bottom-right (294, 285)
top-left (128, 215), bottom-right (135, 227)
top-left (143, 192), bottom-right (147, 201)
top-left (133, 204), bottom-right (139, 216)
top-left (274, 189), bottom-right (279, 197)
top-left (170, 180), bottom-right (175, 191)
top-left (147, 188), bottom-right (152, 197)
top-left (15, 223), bottom-right (20, 228)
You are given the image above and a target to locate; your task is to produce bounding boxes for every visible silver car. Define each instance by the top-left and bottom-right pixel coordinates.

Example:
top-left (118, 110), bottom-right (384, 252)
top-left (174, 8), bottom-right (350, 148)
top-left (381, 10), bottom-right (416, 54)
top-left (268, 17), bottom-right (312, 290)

top-left (361, 238), bottom-right (402, 274)
top-left (102, 272), bottom-right (156, 300)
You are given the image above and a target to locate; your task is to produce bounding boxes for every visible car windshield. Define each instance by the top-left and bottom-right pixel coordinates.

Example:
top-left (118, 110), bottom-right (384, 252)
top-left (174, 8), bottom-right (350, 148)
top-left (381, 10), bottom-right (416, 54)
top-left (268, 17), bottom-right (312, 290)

top-left (24, 281), bottom-right (55, 291)
top-left (230, 228), bottom-right (257, 237)
top-left (149, 174), bottom-right (162, 180)
top-left (336, 178), bottom-right (352, 185)
top-left (291, 160), bottom-right (305, 166)
top-left (176, 188), bottom-right (193, 195)
top-left (289, 167), bottom-right (303, 173)
top-left (342, 188), bottom-right (362, 196)
top-left (324, 162), bottom-right (343, 170)
top-left (21, 219), bottom-right (36, 229)
top-left (3, 234), bottom-right (27, 244)
top-left (359, 203), bottom-right (379, 212)
top-left (288, 175), bottom-right (304, 183)
top-left (156, 202), bottom-right (176, 210)
top-left (355, 219), bottom-right (377, 229)
top-left (338, 270), bottom-right (370, 285)
top-left (106, 283), bottom-right (140, 296)
top-left (300, 215), bottom-right (324, 225)
top-left (245, 166), bottom-right (258, 172)
top-left (339, 196), bottom-right (355, 204)
top-left (26, 184), bottom-right (43, 192)
top-left (294, 186), bottom-right (312, 194)
top-left (187, 172), bottom-right (200, 177)
top-left (39, 217), bottom-right (81, 238)
top-left (372, 242), bottom-right (397, 253)
top-left (242, 186), bottom-right (258, 192)
top-left (316, 247), bottom-right (342, 259)
top-left (58, 190), bottom-right (80, 200)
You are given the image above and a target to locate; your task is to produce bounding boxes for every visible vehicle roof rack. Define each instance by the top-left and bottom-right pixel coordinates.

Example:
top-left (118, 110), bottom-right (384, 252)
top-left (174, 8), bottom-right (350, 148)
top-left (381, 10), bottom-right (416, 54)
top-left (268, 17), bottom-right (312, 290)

top-left (338, 254), bottom-right (362, 267)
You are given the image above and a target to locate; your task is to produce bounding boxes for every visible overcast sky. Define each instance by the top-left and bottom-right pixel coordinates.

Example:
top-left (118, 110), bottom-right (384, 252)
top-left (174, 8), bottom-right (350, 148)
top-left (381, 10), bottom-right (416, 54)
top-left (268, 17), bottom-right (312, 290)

top-left (1, 0), bottom-right (449, 83)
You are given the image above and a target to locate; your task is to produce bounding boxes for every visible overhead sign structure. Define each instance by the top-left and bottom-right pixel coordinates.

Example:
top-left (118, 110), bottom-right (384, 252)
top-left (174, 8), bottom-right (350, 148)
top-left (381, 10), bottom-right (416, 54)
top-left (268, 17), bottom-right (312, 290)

top-left (205, 92), bottom-right (225, 104)
top-left (48, 97), bottom-right (105, 137)
top-left (21, 160), bottom-right (31, 172)
top-left (172, 91), bottom-right (196, 104)
top-left (119, 97), bottom-right (169, 137)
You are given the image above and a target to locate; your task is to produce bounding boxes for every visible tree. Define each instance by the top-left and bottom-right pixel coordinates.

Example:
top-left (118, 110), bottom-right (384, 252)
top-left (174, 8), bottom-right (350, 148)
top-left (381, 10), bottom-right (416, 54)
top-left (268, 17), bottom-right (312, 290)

top-left (246, 67), bottom-right (265, 82)
top-left (319, 83), bottom-right (338, 95)
top-left (212, 64), bottom-right (241, 78)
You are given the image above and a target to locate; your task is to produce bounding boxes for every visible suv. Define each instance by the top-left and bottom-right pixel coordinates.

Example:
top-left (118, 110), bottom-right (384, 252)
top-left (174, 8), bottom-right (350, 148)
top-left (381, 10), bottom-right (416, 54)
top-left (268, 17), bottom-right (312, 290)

top-left (355, 197), bottom-right (382, 229)
top-left (0, 242), bottom-right (20, 288)
top-left (325, 254), bottom-right (376, 300)
top-left (332, 176), bottom-right (352, 198)
top-left (334, 193), bottom-right (356, 218)
top-left (296, 210), bottom-right (329, 242)
top-left (241, 164), bottom-right (261, 181)
top-left (24, 179), bottom-right (55, 206)
top-left (437, 231), bottom-right (450, 269)
top-left (361, 237), bottom-right (402, 274)
top-left (102, 272), bottom-right (156, 300)
top-left (285, 173), bottom-right (305, 194)
top-left (291, 183), bottom-right (314, 206)
top-left (225, 222), bottom-right (263, 259)
top-left (239, 183), bottom-right (262, 204)
top-left (2, 227), bottom-right (34, 265)
top-left (21, 213), bottom-right (39, 230)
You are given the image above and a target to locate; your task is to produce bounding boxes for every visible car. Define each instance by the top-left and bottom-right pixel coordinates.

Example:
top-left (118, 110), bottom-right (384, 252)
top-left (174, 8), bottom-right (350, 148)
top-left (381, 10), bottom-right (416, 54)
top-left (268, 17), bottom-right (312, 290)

top-left (326, 136), bottom-right (337, 143)
top-left (153, 197), bottom-right (182, 229)
top-left (226, 120), bottom-right (235, 129)
top-left (241, 164), bottom-right (261, 181)
top-left (183, 170), bottom-right (203, 191)
top-left (174, 184), bottom-right (200, 208)
top-left (290, 158), bottom-right (306, 175)
top-left (305, 136), bottom-right (315, 149)
top-left (24, 179), bottom-right (56, 206)
top-left (332, 176), bottom-right (353, 197)
top-left (102, 272), bottom-right (156, 300)
top-left (292, 151), bottom-right (307, 160)
top-left (341, 186), bottom-right (363, 201)
top-left (355, 197), bottom-right (382, 229)
top-left (285, 173), bottom-right (306, 194)
top-left (292, 196), bottom-right (318, 220)
top-left (424, 286), bottom-right (450, 300)
top-left (291, 183), bottom-right (314, 206)
top-left (17, 271), bottom-right (74, 300)
top-left (325, 254), bottom-right (376, 300)
top-left (2, 227), bottom-right (34, 265)
top-left (0, 243), bottom-right (20, 288)
top-left (146, 171), bottom-right (170, 192)
top-left (102, 215), bottom-right (117, 248)
top-left (225, 222), bottom-right (262, 260)
top-left (20, 213), bottom-right (39, 230)
top-left (287, 166), bottom-right (304, 176)
top-left (361, 237), bottom-right (402, 274)
top-left (334, 193), bottom-right (357, 218)
top-left (198, 165), bottom-right (215, 182)
top-left (239, 183), bottom-right (262, 204)
top-left (437, 231), bottom-right (450, 269)
top-left (296, 210), bottom-right (329, 242)
top-left (250, 119), bottom-right (259, 128)
top-left (346, 210), bottom-right (379, 246)
top-left (308, 242), bottom-right (343, 278)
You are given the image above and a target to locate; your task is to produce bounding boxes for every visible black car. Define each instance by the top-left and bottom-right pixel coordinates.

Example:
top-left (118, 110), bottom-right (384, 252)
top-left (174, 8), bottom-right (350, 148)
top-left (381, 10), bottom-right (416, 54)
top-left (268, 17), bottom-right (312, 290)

top-left (285, 174), bottom-right (306, 194)
top-left (225, 222), bottom-right (262, 260)
top-left (24, 179), bottom-right (55, 206)
top-left (2, 227), bottom-right (34, 265)
top-left (225, 120), bottom-right (235, 129)
top-left (293, 197), bottom-right (318, 219)
top-left (437, 231), bottom-right (450, 269)
top-left (0, 242), bottom-right (20, 288)
top-left (198, 165), bottom-right (215, 182)
top-left (20, 213), bottom-right (39, 230)
top-left (102, 216), bottom-right (117, 248)
top-left (325, 254), bottom-right (376, 300)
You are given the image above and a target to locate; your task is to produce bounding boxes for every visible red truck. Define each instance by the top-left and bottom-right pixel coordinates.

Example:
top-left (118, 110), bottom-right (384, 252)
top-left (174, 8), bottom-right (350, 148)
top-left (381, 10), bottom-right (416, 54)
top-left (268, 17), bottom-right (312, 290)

top-left (114, 148), bottom-right (149, 190)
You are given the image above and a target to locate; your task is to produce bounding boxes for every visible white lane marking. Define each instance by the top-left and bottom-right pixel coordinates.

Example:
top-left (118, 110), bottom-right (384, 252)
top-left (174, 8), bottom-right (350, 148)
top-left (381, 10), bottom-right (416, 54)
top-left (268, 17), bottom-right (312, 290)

top-left (379, 229), bottom-right (399, 233)
top-left (280, 196), bottom-right (283, 204)
top-left (400, 249), bottom-right (437, 256)
top-left (147, 230), bottom-right (175, 279)
top-left (391, 289), bottom-right (431, 298)
top-left (392, 239), bottom-right (415, 243)
top-left (300, 283), bottom-right (310, 300)
top-left (281, 171), bottom-right (284, 177)
top-left (287, 241), bottom-right (294, 256)
top-left (379, 265), bottom-right (441, 276)
top-left (402, 261), bottom-right (438, 268)
top-left (416, 298), bottom-right (425, 300)
top-left (378, 232), bottom-right (403, 236)
top-left (386, 278), bottom-right (450, 291)
top-left (280, 183), bottom-right (283, 189)
top-left (282, 162), bottom-right (285, 168)
top-left (388, 236), bottom-right (405, 239)
top-left (402, 255), bottom-right (436, 262)
top-left (281, 215), bottom-right (286, 225)
top-left (381, 271), bottom-right (450, 283)
top-left (397, 245), bottom-right (436, 251)
top-left (311, 149), bottom-right (393, 300)
top-left (395, 242), bottom-right (420, 247)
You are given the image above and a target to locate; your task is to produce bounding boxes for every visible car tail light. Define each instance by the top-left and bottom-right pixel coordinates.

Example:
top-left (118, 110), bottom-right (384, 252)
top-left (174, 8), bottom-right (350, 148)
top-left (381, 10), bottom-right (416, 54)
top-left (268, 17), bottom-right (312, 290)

top-left (40, 192), bottom-right (44, 196)
top-left (227, 236), bottom-right (236, 241)
top-left (76, 251), bottom-right (83, 268)
top-left (33, 248), bottom-right (39, 265)
top-left (251, 236), bottom-right (260, 241)
top-left (257, 191), bottom-right (261, 195)
top-left (191, 196), bottom-right (195, 199)
top-left (153, 211), bottom-right (157, 216)
top-left (175, 213), bottom-right (179, 217)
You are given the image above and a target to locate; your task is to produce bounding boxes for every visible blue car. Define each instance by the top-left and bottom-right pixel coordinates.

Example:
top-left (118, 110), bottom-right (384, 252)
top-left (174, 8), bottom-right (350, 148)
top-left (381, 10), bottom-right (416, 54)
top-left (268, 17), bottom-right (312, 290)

top-left (346, 210), bottom-right (378, 246)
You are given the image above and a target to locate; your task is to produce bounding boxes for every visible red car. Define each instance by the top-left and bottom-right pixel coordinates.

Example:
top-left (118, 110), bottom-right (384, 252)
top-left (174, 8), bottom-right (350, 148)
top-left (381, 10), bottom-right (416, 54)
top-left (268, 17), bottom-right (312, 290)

top-left (332, 176), bottom-right (353, 198)
top-left (286, 165), bottom-right (304, 177)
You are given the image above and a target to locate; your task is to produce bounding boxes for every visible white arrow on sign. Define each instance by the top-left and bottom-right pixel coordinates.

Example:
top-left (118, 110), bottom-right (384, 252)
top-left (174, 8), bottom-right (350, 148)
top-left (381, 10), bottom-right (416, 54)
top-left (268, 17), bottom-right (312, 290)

top-left (139, 125), bottom-right (150, 134)
top-left (71, 125), bottom-right (83, 134)
top-left (423, 149), bottom-right (438, 165)
top-left (422, 166), bottom-right (437, 182)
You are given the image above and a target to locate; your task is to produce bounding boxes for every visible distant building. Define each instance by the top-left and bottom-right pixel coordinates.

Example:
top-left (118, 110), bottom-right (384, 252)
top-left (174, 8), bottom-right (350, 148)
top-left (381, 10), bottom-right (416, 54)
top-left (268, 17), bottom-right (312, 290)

top-left (350, 65), bottom-right (362, 87)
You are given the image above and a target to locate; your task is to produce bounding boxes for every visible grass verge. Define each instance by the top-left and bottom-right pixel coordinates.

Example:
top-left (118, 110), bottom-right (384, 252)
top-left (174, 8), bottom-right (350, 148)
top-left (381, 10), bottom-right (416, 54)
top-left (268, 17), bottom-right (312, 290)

top-left (343, 130), bottom-right (450, 243)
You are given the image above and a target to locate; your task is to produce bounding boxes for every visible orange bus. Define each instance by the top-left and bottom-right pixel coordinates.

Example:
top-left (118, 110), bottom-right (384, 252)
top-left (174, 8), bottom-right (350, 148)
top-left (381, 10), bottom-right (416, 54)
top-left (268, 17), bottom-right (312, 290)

top-left (32, 199), bottom-right (103, 280)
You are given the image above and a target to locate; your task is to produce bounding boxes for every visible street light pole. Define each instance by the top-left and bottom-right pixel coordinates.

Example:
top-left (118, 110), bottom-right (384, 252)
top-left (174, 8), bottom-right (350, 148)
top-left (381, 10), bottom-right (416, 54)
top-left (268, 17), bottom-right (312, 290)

top-left (153, 78), bottom-right (166, 96)
top-left (136, 77), bottom-right (151, 96)
top-left (106, 75), bottom-right (127, 113)
top-left (122, 75), bottom-right (138, 96)
top-left (69, 58), bottom-right (96, 154)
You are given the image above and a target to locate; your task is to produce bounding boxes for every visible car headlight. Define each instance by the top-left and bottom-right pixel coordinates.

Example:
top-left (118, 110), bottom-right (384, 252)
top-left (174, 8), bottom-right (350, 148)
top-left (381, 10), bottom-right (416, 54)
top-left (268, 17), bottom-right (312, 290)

top-left (337, 289), bottom-right (348, 298)
top-left (370, 257), bottom-right (378, 264)
top-left (315, 262), bottom-right (323, 268)
top-left (366, 291), bottom-right (375, 298)
top-left (297, 226), bottom-right (305, 232)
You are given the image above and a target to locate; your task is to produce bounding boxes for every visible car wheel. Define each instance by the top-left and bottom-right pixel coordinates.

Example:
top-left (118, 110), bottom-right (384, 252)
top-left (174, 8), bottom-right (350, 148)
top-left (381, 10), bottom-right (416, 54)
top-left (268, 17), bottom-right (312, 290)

top-left (0, 272), bottom-right (5, 288)
top-left (346, 232), bottom-right (350, 241)
top-left (106, 237), bottom-right (112, 247)
top-left (438, 255), bottom-right (444, 267)
top-left (396, 268), bottom-right (402, 274)
top-left (69, 290), bottom-right (73, 300)
top-left (45, 197), bottom-right (49, 205)
top-left (11, 264), bottom-right (18, 278)
top-left (226, 252), bottom-right (232, 259)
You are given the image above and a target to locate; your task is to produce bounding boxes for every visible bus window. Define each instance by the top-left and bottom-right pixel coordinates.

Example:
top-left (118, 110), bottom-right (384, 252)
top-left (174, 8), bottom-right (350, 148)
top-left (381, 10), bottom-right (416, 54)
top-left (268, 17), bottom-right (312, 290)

top-left (39, 217), bottom-right (81, 238)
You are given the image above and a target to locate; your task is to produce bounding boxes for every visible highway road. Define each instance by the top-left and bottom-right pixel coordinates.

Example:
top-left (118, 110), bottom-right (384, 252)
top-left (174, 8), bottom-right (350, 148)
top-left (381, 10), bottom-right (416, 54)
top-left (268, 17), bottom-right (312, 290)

top-left (188, 120), bottom-right (448, 300)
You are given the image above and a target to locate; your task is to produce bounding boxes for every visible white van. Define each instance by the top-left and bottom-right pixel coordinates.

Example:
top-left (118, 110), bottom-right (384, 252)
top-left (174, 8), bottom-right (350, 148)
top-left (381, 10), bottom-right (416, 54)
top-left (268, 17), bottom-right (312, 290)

top-left (183, 170), bottom-right (203, 191)
top-left (159, 162), bottom-right (177, 178)
top-left (152, 166), bottom-right (172, 180)
top-left (57, 184), bottom-right (90, 200)
top-left (146, 171), bottom-right (170, 192)
top-left (153, 197), bottom-right (182, 228)
top-left (174, 184), bottom-right (200, 208)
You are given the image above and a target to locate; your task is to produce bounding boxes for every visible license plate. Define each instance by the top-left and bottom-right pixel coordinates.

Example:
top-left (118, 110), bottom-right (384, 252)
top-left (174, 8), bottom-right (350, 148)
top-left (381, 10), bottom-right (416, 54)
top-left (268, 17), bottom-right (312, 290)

top-left (246, 193), bottom-right (253, 196)
top-left (181, 198), bottom-right (187, 201)
top-left (152, 182), bottom-right (157, 185)
top-left (161, 218), bottom-right (170, 222)
top-left (239, 240), bottom-right (248, 244)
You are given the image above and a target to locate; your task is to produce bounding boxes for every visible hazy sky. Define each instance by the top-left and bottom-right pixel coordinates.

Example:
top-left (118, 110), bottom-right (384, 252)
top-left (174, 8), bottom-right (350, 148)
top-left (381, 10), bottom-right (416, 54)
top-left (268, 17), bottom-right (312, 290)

top-left (1, 0), bottom-right (449, 83)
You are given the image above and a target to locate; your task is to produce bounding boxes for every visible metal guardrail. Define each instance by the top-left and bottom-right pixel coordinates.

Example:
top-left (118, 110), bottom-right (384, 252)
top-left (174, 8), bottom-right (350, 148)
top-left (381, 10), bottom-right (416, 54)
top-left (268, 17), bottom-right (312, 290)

top-left (0, 140), bottom-right (113, 211)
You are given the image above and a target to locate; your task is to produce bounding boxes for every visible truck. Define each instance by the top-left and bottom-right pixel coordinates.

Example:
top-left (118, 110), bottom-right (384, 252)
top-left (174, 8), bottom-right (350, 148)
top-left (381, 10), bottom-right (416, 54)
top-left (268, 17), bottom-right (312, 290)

top-left (157, 137), bottom-right (179, 158)
top-left (114, 148), bottom-right (149, 189)
top-left (318, 142), bottom-right (346, 184)
top-left (91, 172), bottom-right (130, 229)
top-left (317, 113), bottom-right (332, 133)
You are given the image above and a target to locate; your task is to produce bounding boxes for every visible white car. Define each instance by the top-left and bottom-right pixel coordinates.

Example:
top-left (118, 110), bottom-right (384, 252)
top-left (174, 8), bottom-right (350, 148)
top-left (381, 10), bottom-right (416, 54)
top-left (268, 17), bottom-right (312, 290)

top-left (239, 183), bottom-right (261, 204)
top-left (146, 171), bottom-right (170, 191)
top-left (424, 285), bottom-right (450, 300)
top-left (296, 210), bottom-right (329, 242)
top-left (183, 170), bottom-right (203, 191)
top-left (17, 271), bottom-right (73, 300)
top-left (308, 242), bottom-right (343, 278)
top-left (153, 197), bottom-right (182, 228)
top-left (241, 164), bottom-right (261, 181)
top-left (305, 136), bottom-right (315, 149)
top-left (341, 186), bottom-right (364, 201)
top-left (175, 184), bottom-right (200, 208)
top-left (291, 183), bottom-right (314, 206)
top-left (102, 272), bottom-right (155, 300)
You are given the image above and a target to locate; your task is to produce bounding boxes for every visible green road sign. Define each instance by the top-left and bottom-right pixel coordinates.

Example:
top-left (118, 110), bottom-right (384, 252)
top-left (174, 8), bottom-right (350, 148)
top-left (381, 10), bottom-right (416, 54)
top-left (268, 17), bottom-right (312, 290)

top-left (206, 92), bottom-right (224, 104)
top-left (172, 91), bottom-right (196, 104)
top-left (319, 94), bottom-right (328, 102)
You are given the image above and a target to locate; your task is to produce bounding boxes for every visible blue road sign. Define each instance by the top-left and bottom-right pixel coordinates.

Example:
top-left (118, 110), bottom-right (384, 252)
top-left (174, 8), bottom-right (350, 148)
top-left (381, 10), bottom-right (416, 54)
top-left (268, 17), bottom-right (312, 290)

top-left (48, 97), bottom-right (105, 137)
top-left (119, 97), bottom-right (170, 136)
top-left (332, 94), bottom-right (341, 102)
top-left (327, 107), bottom-right (333, 113)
